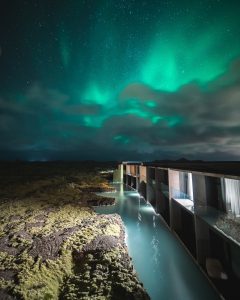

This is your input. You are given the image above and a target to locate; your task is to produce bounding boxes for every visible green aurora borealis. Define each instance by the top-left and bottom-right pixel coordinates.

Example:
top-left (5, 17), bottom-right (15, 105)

top-left (0, 0), bottom-right (240, 160)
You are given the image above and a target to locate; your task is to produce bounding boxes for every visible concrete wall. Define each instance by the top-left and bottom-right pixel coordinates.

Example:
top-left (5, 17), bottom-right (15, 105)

top-left (192, 174), bottom-right (207, 207)
top-left (168, 170), bottom-right (180, 199)
top-left (147, 167), bottom-right (156, 207)
top-left (169, 170), bottom-right (180, 228)
top-left (139, 166), bottom-right (147, 199)
top-left (140, 166), bottom-right (147, 183)
top-left (118, 162), bottom-right (240, 299)
top-left (155, 168), bottom-right (170, 224)
top-left (130, 165), bottom-right (136, 176)
top-left (155, 169), bottom-right (162, 214)
top-left (195, 216), bottom-right (210, 267)
top-left (171, 199), bottom-right (182, 233)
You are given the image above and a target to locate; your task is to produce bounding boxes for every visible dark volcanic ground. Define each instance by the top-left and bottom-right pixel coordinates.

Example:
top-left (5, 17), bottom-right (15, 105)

top-left (0, 162), bottom-right (150, 300)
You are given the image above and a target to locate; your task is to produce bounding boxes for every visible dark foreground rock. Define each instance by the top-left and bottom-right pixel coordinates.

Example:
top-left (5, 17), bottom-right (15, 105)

top-left (60, 215), bottom-right (149, 300)
top-left (0, 164), bottom-right (150, 299)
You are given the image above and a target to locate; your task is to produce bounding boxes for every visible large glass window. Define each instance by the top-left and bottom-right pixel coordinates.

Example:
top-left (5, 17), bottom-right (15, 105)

top-left (171, 171), bottom-right (193, 201)
top-left (178, 172), bottom-right (193, 200)
top-left (221, 178), bottom-right (240, 218)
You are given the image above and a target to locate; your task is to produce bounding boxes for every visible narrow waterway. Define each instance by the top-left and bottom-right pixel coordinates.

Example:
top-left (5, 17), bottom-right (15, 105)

top-left (95, 184), bottom-right (220, 300)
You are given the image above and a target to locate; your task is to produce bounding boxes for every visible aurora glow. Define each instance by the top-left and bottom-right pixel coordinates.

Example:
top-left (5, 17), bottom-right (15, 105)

top-left (0, 0), bottom-right (240, 160)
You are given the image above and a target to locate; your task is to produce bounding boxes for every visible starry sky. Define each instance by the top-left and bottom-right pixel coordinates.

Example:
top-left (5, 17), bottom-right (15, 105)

top-left (0, 0), bottom-right (240, 161)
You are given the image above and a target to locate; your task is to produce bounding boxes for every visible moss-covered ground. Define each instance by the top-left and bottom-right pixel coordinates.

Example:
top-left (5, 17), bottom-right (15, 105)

top-left (0, 162), bottom-right (149, 300)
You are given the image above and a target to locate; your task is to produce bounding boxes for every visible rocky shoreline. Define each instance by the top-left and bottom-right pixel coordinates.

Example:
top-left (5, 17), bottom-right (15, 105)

top-left (0, 162), bottom-right (150, 299)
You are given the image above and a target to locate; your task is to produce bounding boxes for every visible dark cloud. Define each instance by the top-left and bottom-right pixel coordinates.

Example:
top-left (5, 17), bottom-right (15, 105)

top-left (1, 60), bottom-right (240, 161)
top-left (65, 104), bottom-right (102, 115)
top-left (0, 0), bottom-right (240, 160)
top-left (98, 61), bottom-right (240, 160)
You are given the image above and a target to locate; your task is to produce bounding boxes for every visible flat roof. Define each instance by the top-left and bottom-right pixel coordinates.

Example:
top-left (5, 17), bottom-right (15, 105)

top-left (122, 161), bottom-right (142, 165)
top-left (123, 161), bottom-right (240, 178)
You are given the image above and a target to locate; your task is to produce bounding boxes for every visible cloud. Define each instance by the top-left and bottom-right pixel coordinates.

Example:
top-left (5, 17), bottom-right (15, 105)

top-left (0, 58), bottom-right (240, 160)
top-left (98, 60), bottom-right (240, 159)
top-left (65, 104), bottom-right (102, 115)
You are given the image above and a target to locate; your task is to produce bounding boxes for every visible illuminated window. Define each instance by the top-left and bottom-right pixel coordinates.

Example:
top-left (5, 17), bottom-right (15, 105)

top-left (221, 178), bottom-right (240, 217)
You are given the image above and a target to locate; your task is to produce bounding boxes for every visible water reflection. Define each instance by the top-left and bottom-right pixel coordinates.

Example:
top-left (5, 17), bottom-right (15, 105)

top-left (95, 184), bottom-right (220, 300)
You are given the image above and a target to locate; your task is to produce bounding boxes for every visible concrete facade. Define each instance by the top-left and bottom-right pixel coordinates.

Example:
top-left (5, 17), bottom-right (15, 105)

top-left (119, 161), bottom-right (240, 300)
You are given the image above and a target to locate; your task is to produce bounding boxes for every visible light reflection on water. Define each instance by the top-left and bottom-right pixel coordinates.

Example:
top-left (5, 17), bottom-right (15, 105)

top-left (95, 184), bottom-right (220, 300)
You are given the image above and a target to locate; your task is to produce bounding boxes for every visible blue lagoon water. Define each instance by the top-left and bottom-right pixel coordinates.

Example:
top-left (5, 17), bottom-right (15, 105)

top-left (95, 184), bottom-right (220, 300)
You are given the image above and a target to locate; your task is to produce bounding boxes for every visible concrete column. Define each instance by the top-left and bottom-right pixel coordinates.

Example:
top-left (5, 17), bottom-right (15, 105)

top-left (195, 216), bottom-right (210, 267)
top-left (120, 164), bottom-right (123, 183)
top-left (169, 169), bottom-right (180, 229)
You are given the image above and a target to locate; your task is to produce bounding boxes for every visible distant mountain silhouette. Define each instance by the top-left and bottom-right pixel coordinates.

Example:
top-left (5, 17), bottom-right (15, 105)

top-left (152, 158), bottom-right (204, 163)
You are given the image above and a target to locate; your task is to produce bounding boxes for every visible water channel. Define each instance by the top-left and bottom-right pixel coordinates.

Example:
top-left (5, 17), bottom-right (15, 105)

top-left (95, 184), bottom-right (220, 300)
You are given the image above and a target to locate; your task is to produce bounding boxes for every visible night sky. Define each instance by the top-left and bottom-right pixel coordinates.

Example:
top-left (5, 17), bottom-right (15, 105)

top-left (0, 0), bottom-right (240, 161)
